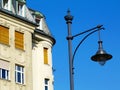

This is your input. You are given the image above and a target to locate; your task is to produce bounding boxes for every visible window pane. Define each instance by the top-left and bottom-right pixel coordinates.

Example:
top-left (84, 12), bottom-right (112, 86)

top-left (17, 72), bottom-right (21, 83)
top-left (45, 79), bottom-right (48, 84)
top-left (2, 69), bottom-right (6, 79)
top-left (7, 70), bottom-right (8, 79)
top-left (45, 86), bottom-right (48, 90)
top-left (22, 67), bottom-right (24, 72)
top-left (17, 66), bottom-right (21, 71)
top-left (22, 73), bottom-right (24, 83)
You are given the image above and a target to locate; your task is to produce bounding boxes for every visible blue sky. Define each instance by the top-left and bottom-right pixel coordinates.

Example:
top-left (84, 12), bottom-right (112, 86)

top-left (27, 0), bottom-right (120, 90)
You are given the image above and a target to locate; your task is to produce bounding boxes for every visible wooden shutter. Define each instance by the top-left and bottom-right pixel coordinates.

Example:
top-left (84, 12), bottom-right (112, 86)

top-left (0, 25), bottom-right (9, 45)
top-left (15, 31), bottom-right (24, 50)
top-left (44, 48), bottom-right (48, 64)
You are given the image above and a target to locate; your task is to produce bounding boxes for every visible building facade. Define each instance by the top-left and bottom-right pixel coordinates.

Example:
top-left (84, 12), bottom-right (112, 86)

top-left (0, 0), bottom-right (55, 90)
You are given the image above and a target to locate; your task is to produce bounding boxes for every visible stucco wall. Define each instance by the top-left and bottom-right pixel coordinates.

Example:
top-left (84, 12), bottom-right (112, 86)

top-left (0, 12), bottom-right (35, 90)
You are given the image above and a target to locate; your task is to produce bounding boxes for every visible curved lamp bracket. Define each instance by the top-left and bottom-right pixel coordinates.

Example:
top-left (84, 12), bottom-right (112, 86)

top-left (71, 25), bottom-right (104, 67)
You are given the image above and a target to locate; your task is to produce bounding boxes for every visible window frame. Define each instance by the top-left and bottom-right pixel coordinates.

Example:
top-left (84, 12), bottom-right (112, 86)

top-left (16, 1), bottom-right (25, 17)
top-left (15, 65), bottom-right (24, 84)
top-left (0, 68), bottom-right (9, 80)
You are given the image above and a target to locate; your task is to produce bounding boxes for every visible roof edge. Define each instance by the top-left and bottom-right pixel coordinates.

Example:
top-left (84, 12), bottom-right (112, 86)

top-left (0, 8), bottom-right (38, 27)
top-left (34, 29), bottom-right (56, 46)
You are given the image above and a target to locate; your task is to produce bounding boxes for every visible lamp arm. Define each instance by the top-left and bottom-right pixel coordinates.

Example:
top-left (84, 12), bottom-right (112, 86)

top-left (72, 25), bottom-right (104, 38)
top-left (72, 28), bottom-right (104, 65)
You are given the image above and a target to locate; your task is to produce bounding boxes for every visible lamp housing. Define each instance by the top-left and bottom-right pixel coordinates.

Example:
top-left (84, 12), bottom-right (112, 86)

top-left (91, 41), bottom-right (112, 63)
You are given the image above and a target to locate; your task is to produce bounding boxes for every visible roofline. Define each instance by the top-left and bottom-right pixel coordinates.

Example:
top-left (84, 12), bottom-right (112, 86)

top-left (0, 8), bottom-right (39, 27)
top-left (34, 29), bottom-right (56, 45)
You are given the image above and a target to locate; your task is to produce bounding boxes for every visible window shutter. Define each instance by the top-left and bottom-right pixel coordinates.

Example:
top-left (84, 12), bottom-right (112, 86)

top-left (0, 25), bottom-right (9, 45)
top-left (44, 48), bottom-right (48, 64)
top-left (15, 31), bottom-right (24, 50)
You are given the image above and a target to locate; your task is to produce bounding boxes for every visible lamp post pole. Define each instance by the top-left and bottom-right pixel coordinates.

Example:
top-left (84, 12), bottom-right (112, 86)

top-left (64, 10), bottom-right (74, 90)
top-left (64, 10), bottom-right (112, 90)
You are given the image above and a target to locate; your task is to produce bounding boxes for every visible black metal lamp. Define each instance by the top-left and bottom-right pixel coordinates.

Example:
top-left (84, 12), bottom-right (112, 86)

top-left (64, 10), bottom-right (113, 90)
top-left (91, 29), bottom-right (112, 65)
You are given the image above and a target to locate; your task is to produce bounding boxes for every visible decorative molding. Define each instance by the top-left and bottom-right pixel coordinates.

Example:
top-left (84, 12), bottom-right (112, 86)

top-left (0, 18), bottom-right (12, 28)
top-left (15, 27), bottom-right (24, 33)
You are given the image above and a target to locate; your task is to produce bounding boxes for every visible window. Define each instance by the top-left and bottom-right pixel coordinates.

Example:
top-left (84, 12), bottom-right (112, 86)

top-left (2, 0), bottom-right (8, 9)
top-left (0, 60), bottom-right (9, 80)
top-left (15, 65), bottom-right (24, 84)
top-left (15, 31), bottom-right (24, 50)
top-left (45, 79), bottom-right (49, 90)
top-left (44, 48), bottom-right (48, 64)
top-left (2, 0), bottom-right (11, 10)
top-left (17, 1), bottom-right (25, 17)
top-left (0, 25), bottom-right (9, 45)
top-left (0, 68), bottom-right (9, 80)
top-left (18, 3), bottom-right (23, 16)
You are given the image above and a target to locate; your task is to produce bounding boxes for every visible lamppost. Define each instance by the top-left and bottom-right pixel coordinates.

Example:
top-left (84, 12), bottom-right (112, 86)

top-left (64, 10), bottom-right (112, 90)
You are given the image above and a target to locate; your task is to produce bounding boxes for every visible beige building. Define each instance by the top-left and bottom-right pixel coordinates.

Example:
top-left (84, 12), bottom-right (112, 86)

top-left (0, 0), bottom-right (55, 90)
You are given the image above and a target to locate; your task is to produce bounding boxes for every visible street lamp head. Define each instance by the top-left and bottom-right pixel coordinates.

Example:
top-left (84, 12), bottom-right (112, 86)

top-left (91, 41), bottom-right (112, 65)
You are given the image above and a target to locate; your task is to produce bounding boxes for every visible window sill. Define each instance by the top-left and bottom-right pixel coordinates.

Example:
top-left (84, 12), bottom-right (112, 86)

top-left (0, 78), bottom-right (11, 82)
top-left (15, 82), bottom-right (26, 86)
